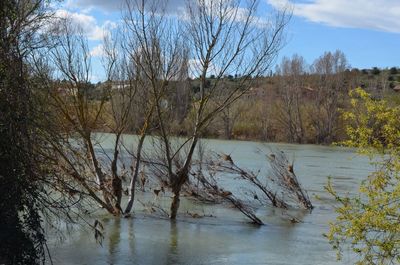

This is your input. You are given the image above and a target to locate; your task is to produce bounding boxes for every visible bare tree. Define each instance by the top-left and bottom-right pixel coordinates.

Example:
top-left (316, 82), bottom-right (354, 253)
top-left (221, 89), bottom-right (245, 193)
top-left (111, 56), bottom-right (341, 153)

top-left (33, 0), bottom-right (289, 221)
top-left (120, 0), bottom-right (189, 214)
top-left (219, 97), bottom-right (246, 139)
top-left (144, 0), bottom-right (291, 219)
top-left (147, 140), bottom-right (266, 224)
top-left (190, 167), bottom-right (265, 225)
top-left (275, 54), bottom-right (308, 143)
top-left (102, 30), bottom-right (141, 213)
top-left (310, 50), bottom-right (348, 144)
top-left (44, 17), bottom-right (123, 215)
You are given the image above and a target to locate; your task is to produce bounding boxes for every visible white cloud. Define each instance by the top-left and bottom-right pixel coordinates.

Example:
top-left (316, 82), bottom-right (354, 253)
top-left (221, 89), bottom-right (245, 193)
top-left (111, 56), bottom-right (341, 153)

top-left (90, 44), bottom-right (105, 57)
top-left (54, 9), bottom-right (112, 40)
top-left (235, 7), bottom-right (271, 28)
top-left (188, 59), bottom-right (221, 78)
top-left (68, 0), bottom-right (186, 13)
top-left (267, 0), bottom-right (400, 33)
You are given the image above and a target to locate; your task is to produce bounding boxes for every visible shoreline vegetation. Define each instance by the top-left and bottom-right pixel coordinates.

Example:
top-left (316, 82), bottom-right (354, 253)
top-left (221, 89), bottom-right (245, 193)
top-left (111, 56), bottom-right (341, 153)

top-left (89, 64), bottom-right (400, 145)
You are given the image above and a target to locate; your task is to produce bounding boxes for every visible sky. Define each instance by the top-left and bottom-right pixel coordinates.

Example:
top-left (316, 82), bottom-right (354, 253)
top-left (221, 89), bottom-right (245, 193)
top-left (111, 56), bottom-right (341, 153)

top-left (53, 0), bottom-right (400, 82)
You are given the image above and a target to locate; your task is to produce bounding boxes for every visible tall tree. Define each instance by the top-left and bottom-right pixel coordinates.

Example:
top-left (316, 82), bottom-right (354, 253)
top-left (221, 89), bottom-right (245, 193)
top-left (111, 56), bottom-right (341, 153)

top-left (310, 50), bottom-right (348, 144)
top-left (275, 54), bottom-right (308, 143)
top-left (140, 0), bottom-right (291, 219)
top-left (120, 0), bottom-right (189, 213)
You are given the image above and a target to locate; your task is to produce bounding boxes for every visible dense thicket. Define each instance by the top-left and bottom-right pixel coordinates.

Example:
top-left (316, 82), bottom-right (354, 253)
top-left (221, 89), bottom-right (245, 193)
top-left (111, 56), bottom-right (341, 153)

top-left (0, 1), bottom-right (48, 263)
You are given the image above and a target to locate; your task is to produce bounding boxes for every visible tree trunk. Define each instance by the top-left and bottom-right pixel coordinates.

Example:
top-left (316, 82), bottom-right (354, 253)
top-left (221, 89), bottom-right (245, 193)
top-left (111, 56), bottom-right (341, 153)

top-left (169, 169), bottom-right (188, 219)
top-left (124, 133), bottom-right (146, 213)
top-left (111, 133), bottom-right (122, 214)
top-left (169, 136), bottom-right (198, 219)
top-left (170, 189), bottom-right (181, 220)
top-left (86, 135), bottom-right (116, 213)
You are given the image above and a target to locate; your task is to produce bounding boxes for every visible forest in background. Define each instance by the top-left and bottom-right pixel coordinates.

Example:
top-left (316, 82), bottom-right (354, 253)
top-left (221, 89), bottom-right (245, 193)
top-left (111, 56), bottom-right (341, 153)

top-left (77, 53), bottom-right (400, 145)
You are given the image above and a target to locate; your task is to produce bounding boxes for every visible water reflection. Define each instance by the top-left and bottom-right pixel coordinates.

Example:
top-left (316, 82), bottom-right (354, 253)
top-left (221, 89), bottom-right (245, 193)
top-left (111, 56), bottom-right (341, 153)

top-left (128, 218), bottom-right (135, 261)
top-left (166, 221), bottom-right (179, 265)
top-left (106, 218), bottom-right (120, 265)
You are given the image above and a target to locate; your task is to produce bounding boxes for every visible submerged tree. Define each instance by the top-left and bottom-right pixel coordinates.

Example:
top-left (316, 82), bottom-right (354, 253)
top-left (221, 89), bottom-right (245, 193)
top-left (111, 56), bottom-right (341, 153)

top-left (26, 14), bottom-right (141, 217)
top-left (140, 0), bottom-right (291, 220)
top-left (205, 150), bottom-right (313, 210)
top-left (326, 88), bottom-right (400, 264)
top-left (120, 0), bottom-right (189, 214)
top-left (44, 18), bottom-right (125, 215)
top-left (36, 0), bottom-right (189, 217)
top-left (13, 0), bottom-right (289, 224)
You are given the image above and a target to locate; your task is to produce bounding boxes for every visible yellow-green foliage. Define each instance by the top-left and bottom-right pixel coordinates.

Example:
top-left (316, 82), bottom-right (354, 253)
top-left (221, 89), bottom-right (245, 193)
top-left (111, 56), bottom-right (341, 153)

top-left (326, 88), bottom-right (400, 265)
top-left (342, 87), bottom-right (400, 154)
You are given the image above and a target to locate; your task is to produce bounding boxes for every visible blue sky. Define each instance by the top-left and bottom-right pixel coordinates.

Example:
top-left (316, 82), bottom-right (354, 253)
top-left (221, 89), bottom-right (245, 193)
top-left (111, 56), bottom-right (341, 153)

top-left (281, 16), bottom-right (400, 69)
top-left (54, 0), bottom-right (400, 82)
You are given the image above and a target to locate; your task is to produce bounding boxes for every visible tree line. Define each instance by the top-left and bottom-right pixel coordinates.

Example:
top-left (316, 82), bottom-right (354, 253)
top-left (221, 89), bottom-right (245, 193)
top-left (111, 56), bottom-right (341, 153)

top-left (89, 51), bottom-right (400, 145)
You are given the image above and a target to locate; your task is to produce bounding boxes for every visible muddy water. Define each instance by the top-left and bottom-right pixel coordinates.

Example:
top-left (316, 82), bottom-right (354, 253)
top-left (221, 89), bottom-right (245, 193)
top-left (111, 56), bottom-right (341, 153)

top-left (49, 135), bottom-right (373, 265)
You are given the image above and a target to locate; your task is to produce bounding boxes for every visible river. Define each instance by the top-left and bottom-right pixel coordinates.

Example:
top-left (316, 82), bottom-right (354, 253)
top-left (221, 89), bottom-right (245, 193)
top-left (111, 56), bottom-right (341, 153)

top-left (48, 135), bottom-right (373, 265)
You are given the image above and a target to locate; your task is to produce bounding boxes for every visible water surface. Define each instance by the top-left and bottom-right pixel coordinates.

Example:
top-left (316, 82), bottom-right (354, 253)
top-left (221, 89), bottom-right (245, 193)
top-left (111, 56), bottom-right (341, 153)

top-left (49, 136), bottom-right (372, 265)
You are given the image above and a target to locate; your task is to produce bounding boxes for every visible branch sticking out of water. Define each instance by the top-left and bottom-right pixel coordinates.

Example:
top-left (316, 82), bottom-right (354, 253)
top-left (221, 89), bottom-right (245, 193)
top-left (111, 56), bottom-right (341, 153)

top-left (267, 150), bottom-right (313, 210)
top-left (186, 168), bottom-right (264, 225)
top-left (208, 150), bottom-right (313, 210)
